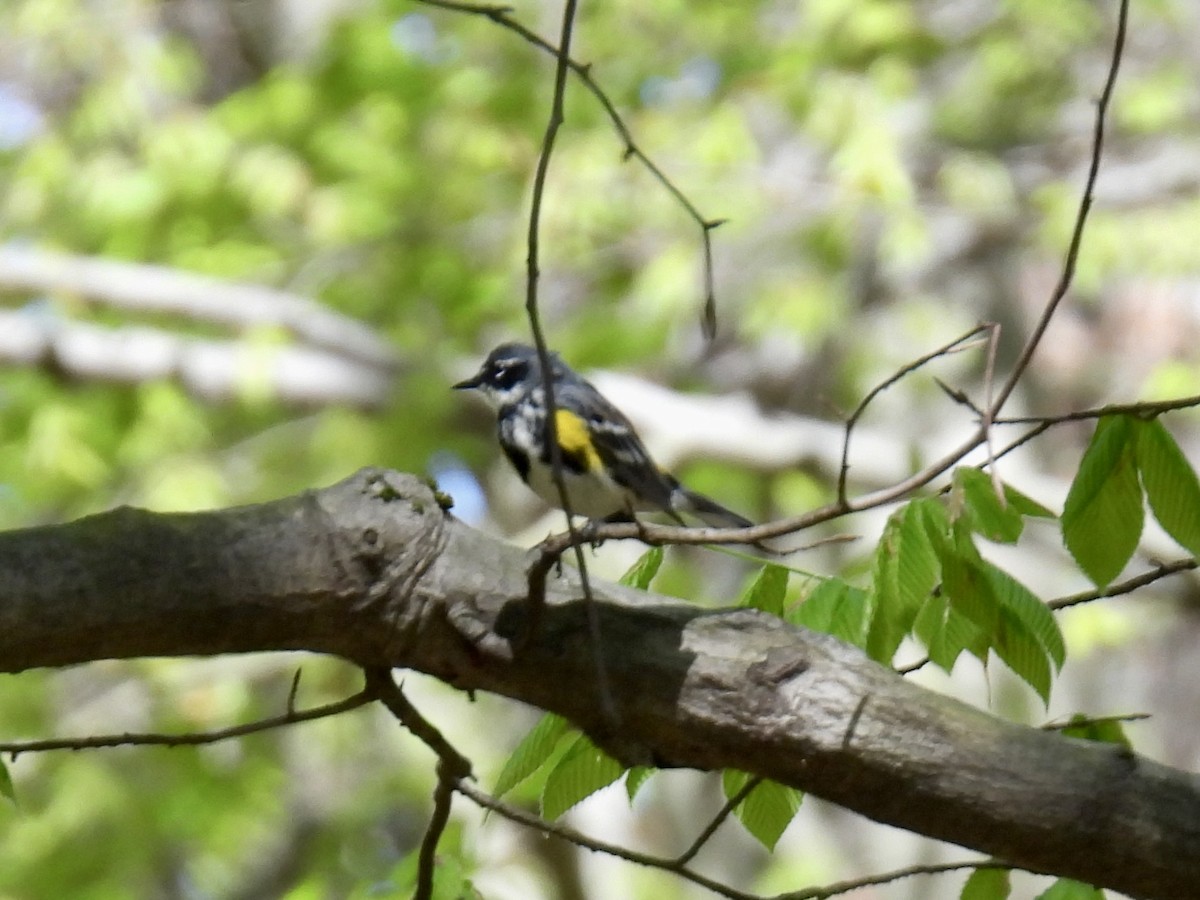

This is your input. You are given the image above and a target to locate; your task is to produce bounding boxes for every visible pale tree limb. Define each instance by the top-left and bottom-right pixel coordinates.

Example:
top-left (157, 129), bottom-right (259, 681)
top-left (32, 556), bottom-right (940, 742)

top-left (0, 244), bottom-right (398, 370)
top-left (0, 311), bottom-right (393, 408)
top-left (0, 469), bottom-right (1196, 899)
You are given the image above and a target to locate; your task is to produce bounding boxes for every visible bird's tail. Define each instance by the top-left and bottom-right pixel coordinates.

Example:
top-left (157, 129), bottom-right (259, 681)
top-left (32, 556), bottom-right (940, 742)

top-left (671, 486), bottom-right (754, 529)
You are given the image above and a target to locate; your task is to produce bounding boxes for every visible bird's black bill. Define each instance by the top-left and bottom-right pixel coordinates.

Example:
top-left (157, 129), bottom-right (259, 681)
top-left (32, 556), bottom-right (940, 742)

top-left (452, 374), bottom-right (482, 390)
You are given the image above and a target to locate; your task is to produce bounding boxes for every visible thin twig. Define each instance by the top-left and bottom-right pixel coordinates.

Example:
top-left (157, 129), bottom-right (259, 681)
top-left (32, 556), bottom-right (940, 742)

top-left (1041, 712), bottom-right (1150, 732)
top-left (414, 0), bottom-right (723, 336)
top-left (364, 667), bottom-right (472, 778)
top-left (415, 764), bottom-right (457, 900)
top-left (981, 323), bottom-right (1005, 504)
top-left (1048, 557), bottom-right (1198, 610)
top-left (286, 668), bottom-right (303, 716)
top-left (773, 859), bottom-right (1013, 900)
top-left (674, 776), bottom-right (762, 866)
top-left (452, 776), bottom-right (760, 900)
top-left (516, 0), bottom-right (620, 728)
top-left (1, 689), bottom-right (373, 759)
top-left (990, 0), bottom-right (1129, 415)
top-left (994, 393), bottom-right (1200, 426)
top-left (837, 325), bottom-right (991, 505)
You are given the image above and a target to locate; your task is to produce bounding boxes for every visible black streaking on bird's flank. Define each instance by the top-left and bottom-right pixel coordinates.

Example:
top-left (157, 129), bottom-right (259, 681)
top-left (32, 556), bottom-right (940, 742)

top-left (454, 343), bottom-right (753, 528)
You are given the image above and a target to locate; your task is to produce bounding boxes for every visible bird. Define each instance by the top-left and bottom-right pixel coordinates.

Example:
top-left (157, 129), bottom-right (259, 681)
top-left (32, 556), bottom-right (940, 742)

top-left (453, 342), bottom-right (753, 528)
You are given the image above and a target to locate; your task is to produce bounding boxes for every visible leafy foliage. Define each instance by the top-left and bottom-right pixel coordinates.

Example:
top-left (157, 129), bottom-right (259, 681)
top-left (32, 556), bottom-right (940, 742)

top-left (721, 771), bottom-right (803, 852)
top-left (961, 867), bottom-right (1011, 900)
top-left (1062, 416), bottom-right (1144, 588)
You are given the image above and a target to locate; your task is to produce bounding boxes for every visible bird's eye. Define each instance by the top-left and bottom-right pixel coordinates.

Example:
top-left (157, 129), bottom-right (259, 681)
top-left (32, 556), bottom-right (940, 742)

top-left (493, 360), bottom-right (527, 389)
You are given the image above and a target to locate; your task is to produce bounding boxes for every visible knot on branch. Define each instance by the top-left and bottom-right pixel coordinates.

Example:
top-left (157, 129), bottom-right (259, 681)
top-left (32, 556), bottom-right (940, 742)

top-left (320, 468), bottom-right (450, 658)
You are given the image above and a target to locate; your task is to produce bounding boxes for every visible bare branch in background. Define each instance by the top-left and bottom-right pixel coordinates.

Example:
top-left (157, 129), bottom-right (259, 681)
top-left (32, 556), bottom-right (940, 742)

top-left (0, 311), bottom-right (393, 408)
top-left (0, 245), bottom-right (399, 370)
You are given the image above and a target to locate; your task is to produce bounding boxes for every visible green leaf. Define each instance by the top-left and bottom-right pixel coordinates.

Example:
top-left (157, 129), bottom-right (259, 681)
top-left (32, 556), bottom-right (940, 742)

top-left (961, 867), bottom-right (1011, 900)
top-left (625, 766), bottom-right (654, 802)
top-left (722, 771), bottom-right (802, 851)
top-left (1035, 878), bottom-right (1104, 900)
top-left (936, 522), bottom-right (1001, 637)
top-left (984, 563), bottom-right (1065, 670)
top-left (1134, 418), bottom-right (1200, 556)
top-left (619, 546), bottom-right (664, 589)
top-left (541, 733), bottom-right (625, 820)
top-left (899, 499), bottom-right (943, 608)
top-left (955, 467), bottom-right (1025, 543)
top-left (789, 578), bottom-right (870, 648)
top-left (493, 714), bottom-right (572, 798)
top-left (992, 607), bottom-right (1053, 703)
top-left (913, 591), bottom-right (987, 672)
top-left (1062, 416), bottom-right (1144, 588)
top-left (741, 564), bottom-right (789, 617)
top-left (867, 501), bottom-right (942, 663)
top-left (0, 758), bottom-right (14, 806)
top-left (1003, 483), bottom-right (1057, 520)
top-left (1059, 714), bottom-right (1133, 749)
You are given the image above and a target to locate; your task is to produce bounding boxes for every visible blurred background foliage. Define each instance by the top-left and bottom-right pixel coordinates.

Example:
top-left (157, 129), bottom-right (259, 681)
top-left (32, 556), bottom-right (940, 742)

top-left (1, 0), bottom-right (1199, 897)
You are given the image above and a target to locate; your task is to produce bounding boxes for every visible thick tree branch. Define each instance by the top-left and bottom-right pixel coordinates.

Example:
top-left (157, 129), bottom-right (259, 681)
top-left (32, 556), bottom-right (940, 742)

top-left (0, 469), bottom-right (1197, 899)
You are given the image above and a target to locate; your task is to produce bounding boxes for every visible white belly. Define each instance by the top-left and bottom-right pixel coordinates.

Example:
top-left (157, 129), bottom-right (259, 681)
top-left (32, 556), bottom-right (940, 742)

top-left (523, 462), bottom-right (638, 520)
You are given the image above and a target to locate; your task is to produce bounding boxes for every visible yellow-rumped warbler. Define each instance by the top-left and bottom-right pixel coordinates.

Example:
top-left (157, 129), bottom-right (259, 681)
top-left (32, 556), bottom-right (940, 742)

top-left (454, 343), bottom-right (752, 528)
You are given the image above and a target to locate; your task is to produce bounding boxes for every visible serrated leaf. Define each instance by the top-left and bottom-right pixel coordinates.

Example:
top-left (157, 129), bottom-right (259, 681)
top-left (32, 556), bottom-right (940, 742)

top-left (625, 766), bottom-right (654, 802)
top-left (1060, 714), bottom-right (1132, 749)
top-left (867, 502), bottom-right (940, 663)
top-left (955, 467), bottom-right (1025, 543)
top-left (0, 759), bottom-right (14, 806)
top-left (914, 591), bottom-right (973, 672)
top-left (493, 714), bottom-right (571, 798)
top-left (984, 563), bottom-right (1065, 670)
top-left (1134, 418), bottom-right (1200, 556)
top-left (866, 510), bottom-right (905, 663)
top-left (541, 733), bottom-right (625, 820)
top-left (936, 523), bottom-right (1001, 637)
top-left (899, 499), bottom-right (943, 608)
top-left (1062, 416), bottom-right (1144, 589)
top-left (1003, 483), bottom-right (1057, 519)
top-left (961, 867), bottom-right (1011, 900)
top-left (741, 564), bottom-right (789, 617)
top-left (992, 607), bottom-right (1052, 703)
top-left (1035, 878), bottom-right (1104, 900)
top-left (619, 546), bottom-right (664, 589)
top-left (789, 578), bottom-right (870, 648)
top-left (722, 771), bottom-right (802, 851)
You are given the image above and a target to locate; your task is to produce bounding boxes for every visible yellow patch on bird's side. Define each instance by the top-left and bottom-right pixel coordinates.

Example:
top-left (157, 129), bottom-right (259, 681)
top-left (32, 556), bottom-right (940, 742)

top-left (555, 408), bottom-right (603, 472)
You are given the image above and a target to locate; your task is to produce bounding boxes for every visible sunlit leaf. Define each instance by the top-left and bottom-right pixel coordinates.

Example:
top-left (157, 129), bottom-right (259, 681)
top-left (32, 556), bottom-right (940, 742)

top-left (625, 766), bottom-right (655, 803)
top-left (493, 714), bottom-right (572, 798)
top-left (984, 563), bottom-right (1065, 669)
top-left (789, 578), bottom-right (870, 648)
top-left (741, 564), bottom-right (789, 617)
top-left (961, 867), bottom-right (1011, 900)
top-left (1134, 418), bottom-right (1200, 556)
top-left (992, 607), bottom-right (1053, 703)
top-left (619, 546), bottom-right (664, 589)
top-left (1059, 714), bottom-right (1133, 750)
top-left (722, 771), bottom-right (802, 851)
top-left (867, 502), bottom-right (940, 663)
top-left (955, 467), bottom-right (1024, 543)
top-left (1034, 878), bottom-right (1105, 900)
top-left (1062, 416), bottom-right (1144, 588)
top-left (541, 734), bottom-right (625, 820)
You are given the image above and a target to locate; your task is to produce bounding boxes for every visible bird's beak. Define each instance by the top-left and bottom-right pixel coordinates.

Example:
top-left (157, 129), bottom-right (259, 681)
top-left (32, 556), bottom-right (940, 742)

top-left (452, 371), bottom-right (482, 391)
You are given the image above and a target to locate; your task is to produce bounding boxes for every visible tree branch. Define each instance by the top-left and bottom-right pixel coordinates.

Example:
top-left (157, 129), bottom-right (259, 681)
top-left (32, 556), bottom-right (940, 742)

top-left (0, 469), bottom-right (1197, 899)
top-left (0, 245), bottom-right (398, 370)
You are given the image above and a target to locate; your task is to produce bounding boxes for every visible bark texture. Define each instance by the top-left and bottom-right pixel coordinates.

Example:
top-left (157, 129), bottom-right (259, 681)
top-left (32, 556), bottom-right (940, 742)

top-left (1, 468), bottom-right (1197, 899)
